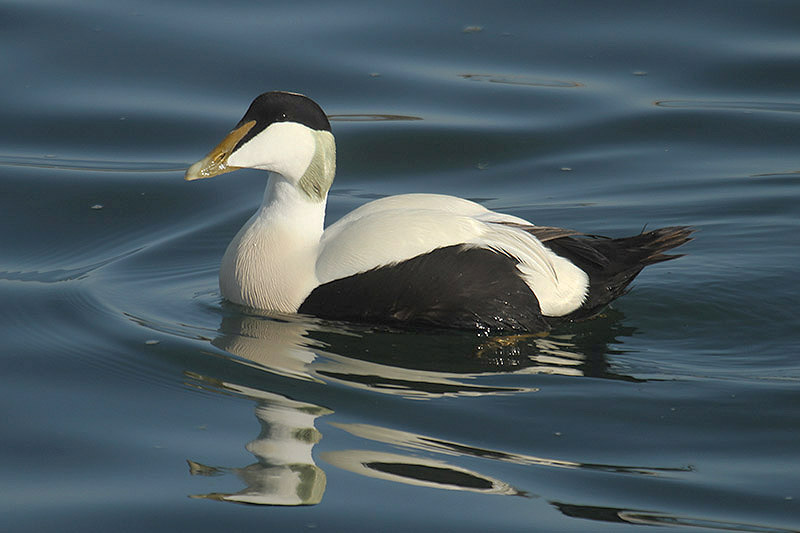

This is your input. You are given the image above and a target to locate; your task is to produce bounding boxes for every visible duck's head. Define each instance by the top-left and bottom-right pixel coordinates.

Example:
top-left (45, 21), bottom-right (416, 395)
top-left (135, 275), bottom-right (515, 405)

top-left (185, 91), bottom-right (336, 201)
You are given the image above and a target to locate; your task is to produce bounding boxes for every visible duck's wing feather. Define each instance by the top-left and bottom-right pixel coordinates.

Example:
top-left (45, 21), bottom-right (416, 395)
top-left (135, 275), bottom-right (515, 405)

top-left (301, 244), bottom-right (550, 333)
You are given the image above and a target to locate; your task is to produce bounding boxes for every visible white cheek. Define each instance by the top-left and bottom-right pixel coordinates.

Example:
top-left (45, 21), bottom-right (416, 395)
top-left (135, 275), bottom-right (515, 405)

top-left (228, 122), bottom-right (316, 180)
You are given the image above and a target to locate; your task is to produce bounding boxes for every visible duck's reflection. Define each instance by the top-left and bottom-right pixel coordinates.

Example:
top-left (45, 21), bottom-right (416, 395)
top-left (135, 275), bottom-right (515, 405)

top-left (186, 375), bottom-right (530, 504)
top-left (209, 306), bottom-right (639, 401)
top-left (328, 422), bottom-right (689, 476)
top-left (186, 375), bottom-right (690, 507)
top-left (186, 307), bottom-right (690, 518)
top-left (211, 311), bottom-right (534, 398)
top-left (552, 502), bottom-right (799, 533)
top-left (188, 385), bottom-right (330, 505)
top-left (321, 450), bottom-right (526, 497)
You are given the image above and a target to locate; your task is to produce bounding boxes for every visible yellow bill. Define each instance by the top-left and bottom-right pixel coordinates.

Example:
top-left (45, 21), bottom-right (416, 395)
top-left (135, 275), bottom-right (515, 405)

top-left (184, 120), bottom-right (257, 181)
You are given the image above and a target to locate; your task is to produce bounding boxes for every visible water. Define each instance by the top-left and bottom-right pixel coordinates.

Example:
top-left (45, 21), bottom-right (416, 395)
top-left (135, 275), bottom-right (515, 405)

top-left (2, 0), bottom-right (799, 531)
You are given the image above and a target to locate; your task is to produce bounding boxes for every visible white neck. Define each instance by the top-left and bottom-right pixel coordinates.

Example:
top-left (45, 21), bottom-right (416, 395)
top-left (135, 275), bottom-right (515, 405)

top-left (220, 172), bottom-right (327, 312)
top-left (261, 173), bottom-right (327, 225)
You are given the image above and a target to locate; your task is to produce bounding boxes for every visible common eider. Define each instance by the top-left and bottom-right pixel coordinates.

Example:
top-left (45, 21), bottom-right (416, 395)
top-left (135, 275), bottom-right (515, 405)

top-left (186, 91), bottom-right (692, 334)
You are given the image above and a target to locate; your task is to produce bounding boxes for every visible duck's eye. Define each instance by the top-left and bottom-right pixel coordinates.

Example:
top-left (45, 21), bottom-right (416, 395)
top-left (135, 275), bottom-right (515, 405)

top-left (212, 152), bottom-right (226, 167)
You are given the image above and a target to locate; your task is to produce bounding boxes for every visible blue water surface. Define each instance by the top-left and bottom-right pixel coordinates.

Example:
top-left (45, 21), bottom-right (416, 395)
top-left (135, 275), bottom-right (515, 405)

top-left (1, 1), bottom-right (799, 531)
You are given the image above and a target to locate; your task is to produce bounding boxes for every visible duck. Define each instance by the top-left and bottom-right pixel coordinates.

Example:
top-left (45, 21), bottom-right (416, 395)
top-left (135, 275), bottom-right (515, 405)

top-left (186, 91), bottom-right (693, 334)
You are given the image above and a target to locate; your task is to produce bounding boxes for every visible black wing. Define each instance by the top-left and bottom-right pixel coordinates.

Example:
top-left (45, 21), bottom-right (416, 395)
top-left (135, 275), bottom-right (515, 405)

top-left (299, 244), bottom-right (549, 334)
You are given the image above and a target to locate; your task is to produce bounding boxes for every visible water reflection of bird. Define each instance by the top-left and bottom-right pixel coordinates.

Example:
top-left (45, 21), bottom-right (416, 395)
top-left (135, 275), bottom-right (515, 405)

top-left (188, 387), bottom-right (330, 506)
top-left (184, 376), bottom-right (687, 507)
top-left (186, 91), bottom-right (692, 334)
top-left (210, 310), bottom-right (540, 398)
top-left (209, 307), bottom-right (641, 401)
top-left (185, 378), bottom-right (528, 504)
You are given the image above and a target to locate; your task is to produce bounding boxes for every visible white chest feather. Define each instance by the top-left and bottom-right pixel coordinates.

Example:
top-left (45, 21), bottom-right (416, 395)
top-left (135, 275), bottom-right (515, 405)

top-left (220, 177), bottom-right (325, 312)
top-left (219, 216), bottom-right (317, 312)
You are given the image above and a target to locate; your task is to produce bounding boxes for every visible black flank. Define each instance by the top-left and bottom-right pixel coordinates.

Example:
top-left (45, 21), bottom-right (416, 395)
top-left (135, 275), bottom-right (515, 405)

top-left (299, 245), bottom-right (550, 334)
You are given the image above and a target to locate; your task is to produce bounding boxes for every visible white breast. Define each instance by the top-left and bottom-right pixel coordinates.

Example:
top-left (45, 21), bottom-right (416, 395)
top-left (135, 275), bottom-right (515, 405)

top-left (220, 212), bottom-right (321, 312)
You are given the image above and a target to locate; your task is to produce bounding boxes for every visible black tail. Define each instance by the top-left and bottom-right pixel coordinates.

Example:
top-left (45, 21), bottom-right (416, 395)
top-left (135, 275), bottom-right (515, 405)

top-left (541, 226), bottom-right (694, 321)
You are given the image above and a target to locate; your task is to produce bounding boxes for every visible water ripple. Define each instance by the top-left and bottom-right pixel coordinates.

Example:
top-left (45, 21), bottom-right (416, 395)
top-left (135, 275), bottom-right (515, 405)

top-left (0, 154), bottom-right (184, 173)
top-left (460, 73), bottom-right (584, 88)
top-left (654, 100), bottom-right (800, 114)
top-left (328, 114), bottom-right (423, 122)
top-left (554, 502), bottom-right (799, 532)
top-left (331, 422), bottom-right (692, 477)
top-left (0, 248), bottom-right (141, 284)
